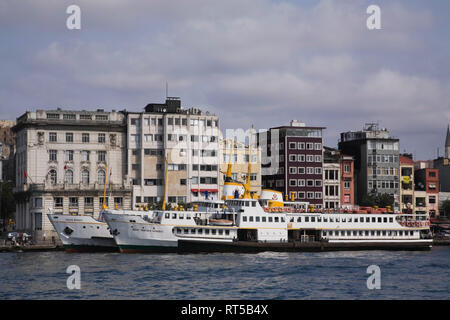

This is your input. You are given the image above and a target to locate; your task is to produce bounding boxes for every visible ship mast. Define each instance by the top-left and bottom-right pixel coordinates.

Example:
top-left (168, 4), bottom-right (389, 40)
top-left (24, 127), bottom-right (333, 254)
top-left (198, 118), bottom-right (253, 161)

top-left (162, 154), bottom-right (169, 210)
top-left (102, 163), bottom-right (108, 209)
top-left (243, 126), bottom-right (253, 199)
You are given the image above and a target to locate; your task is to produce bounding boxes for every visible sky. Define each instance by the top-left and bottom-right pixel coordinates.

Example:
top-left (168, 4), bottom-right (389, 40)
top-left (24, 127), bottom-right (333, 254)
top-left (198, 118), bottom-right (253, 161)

top-left (1, 0), bottom-right (449, 160)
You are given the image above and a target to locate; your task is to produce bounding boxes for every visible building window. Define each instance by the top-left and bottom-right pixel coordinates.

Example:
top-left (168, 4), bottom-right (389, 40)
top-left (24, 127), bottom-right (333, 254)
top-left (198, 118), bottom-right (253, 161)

top-left (289, 142), bottom-right (296, 149)
top-left (289, 179), bottom-right (297, 187)
top-left (69, 197), bottom-right (78, 207)
top-left (64, 170), bottom-right (73, 184)
top-left (48, 169), bottom-right (57, 184)
top-left (114, 197), bottom-right (123, 207)
top-left (81, 150), bottom-right (90, 162)
top-left (98, 170), bottom-right (106, 184)
top-left (298, 155), bottom-right (305, 162)
top-left (49, 132), bottom-right (57, 142)
top-left (82, 133), bottom-right (90, 143)
top-left (98, 151), bottom-right (106, 162)
top-left (289, 167), bottom-right (297, 174)
top-left (54, 197), bottom-right (63, 208)
top-left (85, 197), bottom-right (94, 207)
top-left (81, 170), bottom-right (90, 185)
top-left (298, 167), bottom-right (305, 174)
top-left (289, 154), bottom-right (297, 162)
top-left (98, 133), bottom-right (106, 143)
top-left (65, 150), bottom-right (74, 162)
top-left (66, 133), bottom-right (73, 143)
top-left (49, 150), bottom-right (57, 161)
top-left (298, 142), bottom-right (305, 150)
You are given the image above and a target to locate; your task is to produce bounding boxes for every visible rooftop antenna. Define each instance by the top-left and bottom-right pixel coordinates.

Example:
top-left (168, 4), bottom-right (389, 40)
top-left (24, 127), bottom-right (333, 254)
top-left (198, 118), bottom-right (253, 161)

top-left (166, 82), bottom-right (168, 98)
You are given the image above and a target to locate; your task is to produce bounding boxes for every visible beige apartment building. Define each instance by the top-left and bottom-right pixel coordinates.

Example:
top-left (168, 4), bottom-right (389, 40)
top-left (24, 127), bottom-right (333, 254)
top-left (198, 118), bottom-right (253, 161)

top-left (13, 109), bottom-right (132, 240)
top-left (219, 138), bottom-right (261, 198)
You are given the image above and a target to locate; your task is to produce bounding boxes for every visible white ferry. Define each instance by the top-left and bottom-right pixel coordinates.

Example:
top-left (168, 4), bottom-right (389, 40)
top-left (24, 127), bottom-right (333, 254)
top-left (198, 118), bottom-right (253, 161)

top-left (47, 209), bottom-right (120, 252)
top-left (103, 187), bottom-right (432, 253)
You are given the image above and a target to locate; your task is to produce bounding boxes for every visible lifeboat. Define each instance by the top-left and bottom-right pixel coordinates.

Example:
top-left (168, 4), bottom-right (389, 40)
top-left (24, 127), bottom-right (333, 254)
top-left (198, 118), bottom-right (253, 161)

top-left (209, 219), bottom-right (233, 226)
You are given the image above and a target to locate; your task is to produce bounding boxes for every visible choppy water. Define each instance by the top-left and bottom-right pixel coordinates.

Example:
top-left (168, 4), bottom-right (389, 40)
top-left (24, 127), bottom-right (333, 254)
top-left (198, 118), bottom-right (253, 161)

top-left (0, 247), bottom-right (449, 299)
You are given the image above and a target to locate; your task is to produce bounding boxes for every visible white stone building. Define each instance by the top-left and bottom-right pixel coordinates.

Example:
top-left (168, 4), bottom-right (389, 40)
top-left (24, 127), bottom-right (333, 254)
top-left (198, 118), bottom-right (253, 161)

top-left (13, 109), bottom-right (132, 240)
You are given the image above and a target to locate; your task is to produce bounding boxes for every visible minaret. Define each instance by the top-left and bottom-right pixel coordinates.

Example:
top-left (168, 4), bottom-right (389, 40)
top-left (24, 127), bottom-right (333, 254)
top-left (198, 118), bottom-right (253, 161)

top-left (446, 124), bottom-right (450, 159)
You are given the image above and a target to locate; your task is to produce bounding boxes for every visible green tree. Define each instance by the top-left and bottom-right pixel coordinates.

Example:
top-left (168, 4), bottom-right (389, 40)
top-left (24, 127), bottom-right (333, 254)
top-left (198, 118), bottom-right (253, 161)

top-left (440, 200), bottom-right (450, 218)
top-left (0, 181), bottom-right (15, 223)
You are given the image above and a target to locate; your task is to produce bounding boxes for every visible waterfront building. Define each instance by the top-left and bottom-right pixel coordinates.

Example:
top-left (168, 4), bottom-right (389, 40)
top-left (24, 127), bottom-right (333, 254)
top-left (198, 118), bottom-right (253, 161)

top-left (323, 147), bottom-right (340, 209)
top-left (258, 120), bottom-right (325, 209)
top-left (338, 123), bottom-right (400, 211)
top-left (340, 154), bottom-right (355, 209)
top-left (127, 97), bottom-right (220, 208)
top-left (219, 138), bottom-right (261, 199)
top-left (399, 155), bottom-right (415, 214)
top-left (0, 120), bottom-right (16, 182)
top-left (12, 109), bottom-right (132, 240)
top-left (414, 168), bottom-right (439, 217)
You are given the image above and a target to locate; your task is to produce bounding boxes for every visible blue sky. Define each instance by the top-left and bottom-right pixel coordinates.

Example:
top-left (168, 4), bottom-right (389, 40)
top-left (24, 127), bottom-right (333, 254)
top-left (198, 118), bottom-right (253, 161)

top-left (1, 0), bottom-right (449, 159)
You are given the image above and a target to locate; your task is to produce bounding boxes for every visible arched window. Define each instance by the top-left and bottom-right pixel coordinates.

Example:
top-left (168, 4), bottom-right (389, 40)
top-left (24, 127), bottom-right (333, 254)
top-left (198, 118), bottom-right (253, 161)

top-left (49, 169), bottom-right (57, 184)
top-left (98, 170), bottom-right (105, 185)
top-left (81, 170), bottom-right (90, 185)
top-left (64, 169), bottom-right (73, 184)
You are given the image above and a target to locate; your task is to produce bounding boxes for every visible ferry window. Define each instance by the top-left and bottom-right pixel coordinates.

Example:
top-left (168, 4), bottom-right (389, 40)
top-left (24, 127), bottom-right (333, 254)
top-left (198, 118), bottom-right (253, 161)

top-left (359, 231), bottom-right (363, 236)
top-left (371, 231), bottom-right (375, 236)
top-left (191, 229), bottom-right (196, 234)
top-left (186, 214), bottom-right (191, 219)
top-left (179, 214), bottom-right (184, 219)
top-left (275, 217), bottom-right (279, 223)
top-left (324, 218), bottom-right (328, 223)
top-left (410, 231), bottom-right (413, 236)
top-left (218, 230), bottom-right (223, 235)
top-left (249, 216), bottom-right (254, 222)
top-left (388, 231), bottom-right (392, 236)
top-left (348, 218), bottom-right (352, 223)
top-left (382, 231), bottom-right (386, 236)
top-left (341, 231), bottom-right (345, 236)
top-left (353, 231), bottom-right (357, 236)
top-left (245, 201), bottom-right (249, 207)
top-left (399, 231), bottom-right (403, 236)
top-left (322, 231), bottom-right (327, 236)
top-left (365, 231), bottom-right (369, 236)
top-left (383, 217), bottom-right (387, 223)
top-left (360, 217), bottom-right (364, 223)
top-left (318, 217), bottom-right (322, 222)
top-left (269, 217), bottom-right (273, 222)
top-left (165, 213), bottom-right (170, 219)
top-left (366, 217), bottom-right (370, 223)
top-left (172, 213), bottom-right (177, 219)
top-left (212, 230), bottom-right (217, 235)
top-left (255, 216), bottom-right (260, 222)
top-left (262, 217), bottom-right (266, 222)
top-left (347, 231), bottom-right (351, 236)
top-left (243, 216), bottom-right (247, 222)
top-left (297, 217), bottom-right (302, 222)
top-left (198, 229), bottom-right (203, 234)
top-left (225, 230), bottom-right (230, 235)
top-left (378, 217), bottom-right (382, 223)
top-left (311, 217), bottom-right (315, 223)
top-left (281, 217), bottom-right (285, 222)
top-left (342, 218), bottom-right (346, 223)
top-left (330, 218), bottom-right (334, 223)
top-left (389, 217), bottom-right (393, 223)
top-left (184, 229), bottom-right (188, 234)
top-left (305, 217), bottom-right (309, 222)
top-left (336, 218), bottom-right (340, 223)
top-left (376, 231), bottom-right (381, 236)
top-left (252, 201), bottom-right (256, 207)
top-left (205, 229), bottom-right (210, 235)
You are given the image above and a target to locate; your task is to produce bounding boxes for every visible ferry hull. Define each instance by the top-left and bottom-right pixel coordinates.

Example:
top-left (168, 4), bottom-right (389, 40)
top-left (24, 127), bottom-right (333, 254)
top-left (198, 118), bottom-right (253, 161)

top-left (178, 239), bottom-right (433, 253)
top-left (47, 214), bottom-right (118, 252)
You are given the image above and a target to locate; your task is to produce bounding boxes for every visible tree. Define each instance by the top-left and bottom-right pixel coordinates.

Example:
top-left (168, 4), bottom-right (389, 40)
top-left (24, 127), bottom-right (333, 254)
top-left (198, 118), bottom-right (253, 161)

top-left (359, 193), bottom-right (394, 208)
top-left (0, 181), bottom-right (15, 226)
top-left (440, 200), bottom-right (450, 218)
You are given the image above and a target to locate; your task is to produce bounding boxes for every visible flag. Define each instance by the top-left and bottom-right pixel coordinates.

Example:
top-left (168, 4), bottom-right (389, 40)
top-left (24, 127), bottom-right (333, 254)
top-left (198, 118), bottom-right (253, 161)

top-left (64, 165), bottom-right (67, 170)
top-left (24, 170), bottom-right (27, 178)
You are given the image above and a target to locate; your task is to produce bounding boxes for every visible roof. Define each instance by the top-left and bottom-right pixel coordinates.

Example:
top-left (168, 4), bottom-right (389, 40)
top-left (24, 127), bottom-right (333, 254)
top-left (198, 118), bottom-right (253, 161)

top-left (400, 155), bottom-right (414, 165)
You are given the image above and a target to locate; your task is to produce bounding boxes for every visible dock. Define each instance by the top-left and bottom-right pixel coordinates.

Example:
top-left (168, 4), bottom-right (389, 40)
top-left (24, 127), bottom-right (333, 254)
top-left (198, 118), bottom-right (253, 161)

top-left (0, 244), bottom-right (64, 252)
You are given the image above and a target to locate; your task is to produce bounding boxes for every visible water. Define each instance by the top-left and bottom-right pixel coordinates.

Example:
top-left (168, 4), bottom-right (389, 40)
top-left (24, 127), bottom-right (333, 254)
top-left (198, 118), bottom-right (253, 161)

top-left (1, 247), bottom-right (449, 299)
